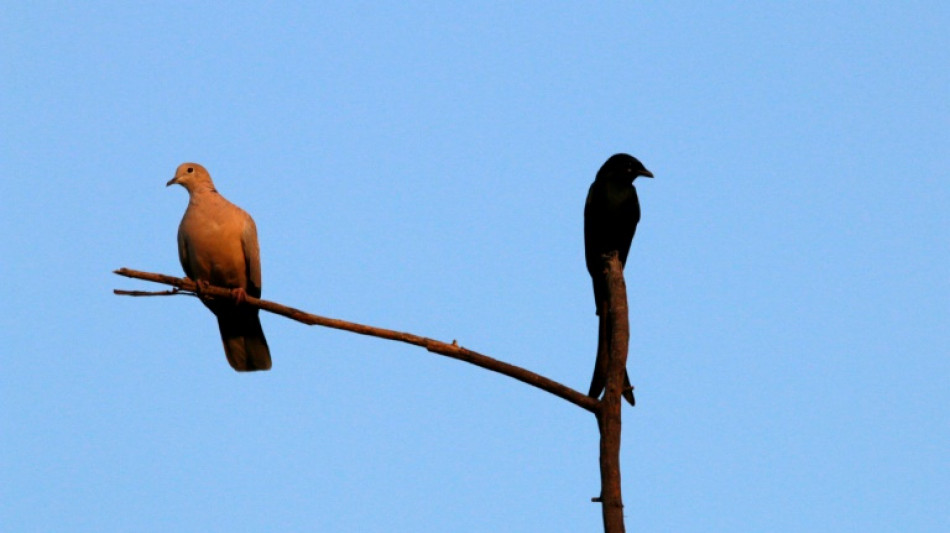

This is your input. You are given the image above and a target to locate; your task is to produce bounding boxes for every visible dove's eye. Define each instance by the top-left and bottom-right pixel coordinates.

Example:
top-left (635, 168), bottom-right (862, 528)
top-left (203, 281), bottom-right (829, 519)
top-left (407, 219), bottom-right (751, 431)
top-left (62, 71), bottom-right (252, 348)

top-left (187, 167), bottom-right (194, 173)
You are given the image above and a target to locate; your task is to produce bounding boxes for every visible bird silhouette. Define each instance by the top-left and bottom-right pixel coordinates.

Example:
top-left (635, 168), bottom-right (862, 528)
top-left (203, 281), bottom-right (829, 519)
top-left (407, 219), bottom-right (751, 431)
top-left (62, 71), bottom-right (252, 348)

top-left (584, 154), bottom-right (653, 405)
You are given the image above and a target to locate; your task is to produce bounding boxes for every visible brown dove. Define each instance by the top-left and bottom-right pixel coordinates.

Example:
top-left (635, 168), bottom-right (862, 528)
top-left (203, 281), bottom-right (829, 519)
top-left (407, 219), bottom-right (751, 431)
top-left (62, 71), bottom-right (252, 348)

top-left (167, 163), bottom-right (272, 371)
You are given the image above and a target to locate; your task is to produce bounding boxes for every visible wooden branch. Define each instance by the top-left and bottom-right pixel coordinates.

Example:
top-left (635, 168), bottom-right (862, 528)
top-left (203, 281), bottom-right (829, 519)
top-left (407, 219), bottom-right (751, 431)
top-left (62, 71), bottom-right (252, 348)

top-left (113, 268), bottom-right (598, 413)
top-left (597, 253), bottom-right (629, 533)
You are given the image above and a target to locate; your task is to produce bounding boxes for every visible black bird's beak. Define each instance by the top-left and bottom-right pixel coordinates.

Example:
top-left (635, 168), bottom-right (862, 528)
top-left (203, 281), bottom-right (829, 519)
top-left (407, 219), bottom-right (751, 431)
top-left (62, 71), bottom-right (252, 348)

top-left (640, 169), bottom-right (654, 178)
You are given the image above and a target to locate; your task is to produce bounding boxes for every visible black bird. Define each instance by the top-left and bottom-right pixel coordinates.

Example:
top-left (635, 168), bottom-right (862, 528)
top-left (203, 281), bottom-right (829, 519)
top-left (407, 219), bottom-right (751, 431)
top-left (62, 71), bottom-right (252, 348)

top-left (584, 153), bottom-right (653, 405)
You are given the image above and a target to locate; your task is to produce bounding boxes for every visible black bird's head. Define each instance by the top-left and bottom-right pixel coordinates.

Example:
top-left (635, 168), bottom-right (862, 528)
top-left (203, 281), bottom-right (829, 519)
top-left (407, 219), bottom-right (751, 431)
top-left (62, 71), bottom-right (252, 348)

top-left (597, 153), bottom-right (654, 183)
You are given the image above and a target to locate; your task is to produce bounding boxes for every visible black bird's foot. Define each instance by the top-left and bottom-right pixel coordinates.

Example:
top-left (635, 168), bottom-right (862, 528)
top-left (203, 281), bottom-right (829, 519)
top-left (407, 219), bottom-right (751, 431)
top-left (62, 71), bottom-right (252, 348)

top-left (623, 385), bottom-right (636, 407)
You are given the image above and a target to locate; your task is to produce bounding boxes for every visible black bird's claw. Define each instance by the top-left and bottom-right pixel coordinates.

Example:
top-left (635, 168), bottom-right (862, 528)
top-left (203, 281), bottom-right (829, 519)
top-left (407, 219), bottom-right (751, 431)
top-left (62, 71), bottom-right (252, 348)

top-left (623, 385), bottom-right (636, 407)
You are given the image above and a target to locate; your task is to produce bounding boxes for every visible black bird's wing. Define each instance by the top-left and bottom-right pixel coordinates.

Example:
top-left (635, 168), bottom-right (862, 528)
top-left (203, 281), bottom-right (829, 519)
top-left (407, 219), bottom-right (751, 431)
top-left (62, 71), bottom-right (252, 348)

top-left (584, 180), bottom-right (641, 307)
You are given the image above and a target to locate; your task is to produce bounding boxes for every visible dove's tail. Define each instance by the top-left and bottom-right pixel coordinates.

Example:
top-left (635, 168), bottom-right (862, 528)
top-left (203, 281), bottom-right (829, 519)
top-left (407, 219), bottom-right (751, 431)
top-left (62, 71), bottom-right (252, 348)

top-left (215, 307), bottom-right (272, 371)
top-left (588, 300), bottom-right (635, 406)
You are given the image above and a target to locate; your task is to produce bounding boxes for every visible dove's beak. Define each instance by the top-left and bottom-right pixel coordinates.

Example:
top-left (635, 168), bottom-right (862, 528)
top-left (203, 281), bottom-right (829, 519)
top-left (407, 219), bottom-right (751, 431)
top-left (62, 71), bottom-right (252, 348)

top-left (166, 176), bottom-right (179, 187)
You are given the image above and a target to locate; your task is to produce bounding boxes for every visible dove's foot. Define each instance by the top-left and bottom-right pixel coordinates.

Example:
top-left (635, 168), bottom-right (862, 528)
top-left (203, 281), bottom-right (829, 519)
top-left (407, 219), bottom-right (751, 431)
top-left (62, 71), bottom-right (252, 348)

top-left (229, 287), bottom-right (248, 305)
top-left (194, 279), bottom-right (212, 301)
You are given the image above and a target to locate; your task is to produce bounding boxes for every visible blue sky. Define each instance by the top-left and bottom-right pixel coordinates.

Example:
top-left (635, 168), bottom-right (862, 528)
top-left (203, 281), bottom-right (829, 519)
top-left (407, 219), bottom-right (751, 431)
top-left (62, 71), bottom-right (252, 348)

top-left (2, 2), bottom-right (948, 531)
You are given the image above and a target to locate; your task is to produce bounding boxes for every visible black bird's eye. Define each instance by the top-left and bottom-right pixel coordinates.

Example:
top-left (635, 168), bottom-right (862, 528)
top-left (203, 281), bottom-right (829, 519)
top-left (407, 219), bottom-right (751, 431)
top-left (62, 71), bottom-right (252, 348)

top-left (187, 167), bottom-right (194, 173)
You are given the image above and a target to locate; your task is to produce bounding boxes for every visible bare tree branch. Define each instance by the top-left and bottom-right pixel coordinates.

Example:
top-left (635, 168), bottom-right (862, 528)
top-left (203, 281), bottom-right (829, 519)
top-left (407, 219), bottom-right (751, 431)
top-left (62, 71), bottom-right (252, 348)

top-left (597, 253), bottom-right (629, 533)
top-left (113, 268), bottom-right (599, 413)
top-left (114, 260), bottom-right (635, 533)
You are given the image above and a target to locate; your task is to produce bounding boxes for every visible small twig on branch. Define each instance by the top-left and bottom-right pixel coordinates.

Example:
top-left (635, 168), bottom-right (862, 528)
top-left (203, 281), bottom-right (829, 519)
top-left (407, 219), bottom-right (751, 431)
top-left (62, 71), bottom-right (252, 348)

top-left (114, 288), bottom-right (192, 297)
top-left (113, 268), bottom-right (598, 413)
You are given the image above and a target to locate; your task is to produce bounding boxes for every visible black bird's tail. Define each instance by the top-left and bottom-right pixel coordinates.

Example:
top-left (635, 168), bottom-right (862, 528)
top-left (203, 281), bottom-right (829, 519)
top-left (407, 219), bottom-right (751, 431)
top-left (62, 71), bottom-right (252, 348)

top-left (588, 305), bottom-right (635, 406)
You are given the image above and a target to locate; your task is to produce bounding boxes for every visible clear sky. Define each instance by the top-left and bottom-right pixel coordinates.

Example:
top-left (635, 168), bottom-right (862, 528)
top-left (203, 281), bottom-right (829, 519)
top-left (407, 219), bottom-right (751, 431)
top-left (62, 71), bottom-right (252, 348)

top-left (2, 2), bottom-right (948, 532)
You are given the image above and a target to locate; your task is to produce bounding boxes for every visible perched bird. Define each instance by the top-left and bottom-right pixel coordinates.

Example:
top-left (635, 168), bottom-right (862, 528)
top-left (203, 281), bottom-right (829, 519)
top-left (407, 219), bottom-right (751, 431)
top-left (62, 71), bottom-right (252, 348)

top-left (167, 163), bottom-right (272, 371)
top-left (584, 153), bottom-right (653, 405)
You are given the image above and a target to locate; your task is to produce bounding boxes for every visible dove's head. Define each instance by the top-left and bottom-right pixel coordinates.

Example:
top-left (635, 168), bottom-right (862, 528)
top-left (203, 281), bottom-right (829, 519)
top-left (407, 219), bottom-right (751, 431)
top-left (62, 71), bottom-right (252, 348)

top-left (596, 153), bottom-right (653, 184)
top-left (167, 163), bottom-right (215, 192)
